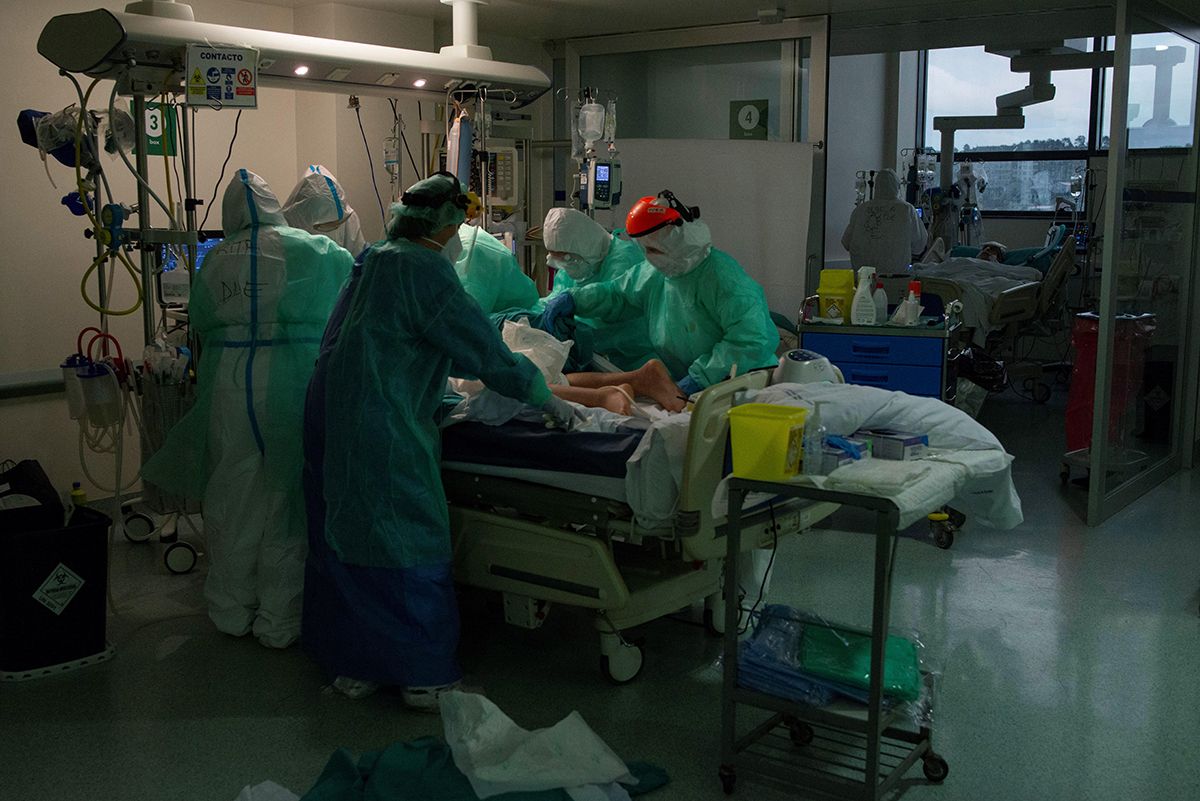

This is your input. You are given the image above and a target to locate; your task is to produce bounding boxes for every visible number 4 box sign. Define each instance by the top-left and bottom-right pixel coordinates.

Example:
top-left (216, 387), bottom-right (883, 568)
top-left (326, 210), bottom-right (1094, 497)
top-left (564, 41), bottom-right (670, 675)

top-left (730, 99), bottom-right (769, 141)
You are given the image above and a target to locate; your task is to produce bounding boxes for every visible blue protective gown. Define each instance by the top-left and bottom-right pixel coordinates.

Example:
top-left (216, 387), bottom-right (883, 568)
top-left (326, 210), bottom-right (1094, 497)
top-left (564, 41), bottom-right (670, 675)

top-left (302, 238), bottom-right (550, 687)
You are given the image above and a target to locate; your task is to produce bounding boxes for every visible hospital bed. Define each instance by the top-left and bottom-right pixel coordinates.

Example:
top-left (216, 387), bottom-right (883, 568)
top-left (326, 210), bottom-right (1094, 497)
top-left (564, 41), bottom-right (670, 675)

top-left (440, 372), bottom-right (840, 684)
top-left (881, 225), bottom-right (1073, 361)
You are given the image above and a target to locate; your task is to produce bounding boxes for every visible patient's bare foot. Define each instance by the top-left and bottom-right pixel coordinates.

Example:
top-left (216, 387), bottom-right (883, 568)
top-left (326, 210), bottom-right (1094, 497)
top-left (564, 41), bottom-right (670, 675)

top-left (633, 359), bottom-right (686, 412)
top-left (599, 384), bottom-right (635, 416)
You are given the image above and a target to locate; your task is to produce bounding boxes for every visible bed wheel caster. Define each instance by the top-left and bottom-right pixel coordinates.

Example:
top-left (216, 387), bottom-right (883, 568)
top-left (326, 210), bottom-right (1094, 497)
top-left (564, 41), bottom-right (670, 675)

top-left (928, 512), bottom-right (956, 550)
top-left (785, 716), bottom-right (814, 747)
top-left (703, 607), bottom-right (724, 638)
top-left (718, 765), bottom-right (737, 795)
top-left (599, 634), bottom-right (644, 685)
top-left (922, 752), bottom-right (949, 783)
top-left (1023, 378), bottom-right (1051, 404)
top-left (164, 541), bottom-right (198, 575)
top-left (122, 511), bottom-right (155, 543)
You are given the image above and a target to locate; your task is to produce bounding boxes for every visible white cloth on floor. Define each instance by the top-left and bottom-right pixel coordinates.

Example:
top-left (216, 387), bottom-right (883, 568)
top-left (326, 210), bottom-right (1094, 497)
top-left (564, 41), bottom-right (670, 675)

top-left (441, 691), bottom-right (634, 800)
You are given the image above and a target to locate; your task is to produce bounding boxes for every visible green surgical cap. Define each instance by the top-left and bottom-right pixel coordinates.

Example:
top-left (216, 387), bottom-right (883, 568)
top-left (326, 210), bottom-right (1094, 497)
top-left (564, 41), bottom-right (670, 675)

top-left (386, 172), bottom-right (468, 239)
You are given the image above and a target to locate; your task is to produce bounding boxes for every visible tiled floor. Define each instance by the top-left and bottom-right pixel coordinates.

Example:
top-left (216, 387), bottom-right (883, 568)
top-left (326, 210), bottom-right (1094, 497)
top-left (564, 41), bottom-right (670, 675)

top-left (3, 388), bottom-right (1198, 800)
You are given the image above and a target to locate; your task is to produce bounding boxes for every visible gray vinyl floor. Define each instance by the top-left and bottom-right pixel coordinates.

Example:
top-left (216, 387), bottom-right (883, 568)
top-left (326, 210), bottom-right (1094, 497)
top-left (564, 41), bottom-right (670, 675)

top-left (3, 387), bottom-right (1199, 801)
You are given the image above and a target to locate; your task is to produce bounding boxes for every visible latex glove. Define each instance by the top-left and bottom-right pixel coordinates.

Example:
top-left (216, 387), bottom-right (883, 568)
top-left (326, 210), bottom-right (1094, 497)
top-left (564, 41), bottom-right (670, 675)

top-left (542, 395), bottom-right (586, 431)
top-left (677, 375), bottom-right (704, 397)
top-left (539, 292), bottom-right (575, 334)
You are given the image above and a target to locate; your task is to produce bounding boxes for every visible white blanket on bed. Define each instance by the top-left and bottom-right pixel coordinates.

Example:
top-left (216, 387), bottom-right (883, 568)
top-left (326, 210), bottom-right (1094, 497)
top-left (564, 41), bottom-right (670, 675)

top-left (911, 257), bottom-right (1041, 345)
top-left (626, 382), bottom-right (1023, 531)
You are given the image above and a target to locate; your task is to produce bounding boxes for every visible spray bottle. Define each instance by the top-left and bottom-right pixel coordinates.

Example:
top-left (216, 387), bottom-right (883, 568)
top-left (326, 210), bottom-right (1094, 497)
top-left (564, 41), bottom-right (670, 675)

top-left (851, 266), bottom-right (877, 325)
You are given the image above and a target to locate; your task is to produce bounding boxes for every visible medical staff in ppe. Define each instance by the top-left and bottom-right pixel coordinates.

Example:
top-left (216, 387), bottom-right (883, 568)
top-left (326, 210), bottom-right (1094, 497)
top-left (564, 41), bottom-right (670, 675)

top-left (454, 222), bottom-right (539, 313)
top-left (282, 164), bottom-right (368, 258)
top-left (142, 169), bottom-right (353, 648)
top-left (840, 168), bottom-right (927, 273)
top-left (301, 172), bottom-right (576, 709)
top-left (541, 191), bottom-right (778, 397)
top-left (541, 207), bottom-right (656, 370)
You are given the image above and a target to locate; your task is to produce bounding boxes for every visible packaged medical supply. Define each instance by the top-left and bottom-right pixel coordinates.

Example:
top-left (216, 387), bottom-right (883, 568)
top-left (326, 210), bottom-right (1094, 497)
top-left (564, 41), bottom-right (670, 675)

top-left (802, 401), bottom-right (827, 476)
top-left (728, 403), bottom-right (807, 481)
top-left (851, 266), bottom-right (877, 325)
top-left (817, 268), bottom-right (855, 322)
top-left (861, 428), bottom-right (928, 460)
top-left (820, 435), bottom-right (871, 474)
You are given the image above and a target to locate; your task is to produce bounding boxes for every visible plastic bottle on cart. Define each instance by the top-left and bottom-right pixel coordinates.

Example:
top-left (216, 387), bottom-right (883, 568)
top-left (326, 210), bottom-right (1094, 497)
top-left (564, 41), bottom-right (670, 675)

top-left (906, 280), bottom-right (922, 325)
top-left (69, 481), bottom-right (88, 509)
top-left (873, 280), bottom-right (887, 324)
top-left (850, 266), bottom-right (877, 325)
top-left (802, 402), bottom-right (827, 476)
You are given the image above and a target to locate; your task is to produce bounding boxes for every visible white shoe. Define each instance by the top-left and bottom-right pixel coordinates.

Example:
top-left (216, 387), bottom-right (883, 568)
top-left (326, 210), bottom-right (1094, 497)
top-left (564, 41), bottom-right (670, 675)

top-left (401, 682), bottom-right (465, 713)
top-left (332, 676), bottom-right (379, 699)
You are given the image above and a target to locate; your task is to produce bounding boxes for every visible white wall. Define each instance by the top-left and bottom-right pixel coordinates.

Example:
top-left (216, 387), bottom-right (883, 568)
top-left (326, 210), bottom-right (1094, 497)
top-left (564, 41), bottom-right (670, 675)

top-left (824, 53), bottom-right (891, 267)
top-left (0, 1), bottom-right (555, 497)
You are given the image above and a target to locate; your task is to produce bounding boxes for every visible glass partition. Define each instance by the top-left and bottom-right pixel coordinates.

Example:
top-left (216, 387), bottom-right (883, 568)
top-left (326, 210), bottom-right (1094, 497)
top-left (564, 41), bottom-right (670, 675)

top-left (1087, 0), bottom-right (1200, 522)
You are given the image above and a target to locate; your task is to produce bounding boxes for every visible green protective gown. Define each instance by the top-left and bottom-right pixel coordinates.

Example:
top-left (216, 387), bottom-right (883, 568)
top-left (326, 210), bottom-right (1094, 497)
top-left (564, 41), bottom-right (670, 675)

top-left (321, 237), bottom-right (550, 569)
top-left (140, 169), bottom-right (353, 646)
top-left (572, 246), bottom-right (779, 387)
top-left (546, 234), bottom-right (657, 370)
top-left (454, 225), bottom-right (539, 313)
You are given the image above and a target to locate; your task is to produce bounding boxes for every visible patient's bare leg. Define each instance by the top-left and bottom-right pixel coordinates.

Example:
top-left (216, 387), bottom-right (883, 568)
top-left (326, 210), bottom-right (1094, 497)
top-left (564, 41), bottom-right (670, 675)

top-left (566, 359), bottom-right (686, 413)
top-left (550, 384), bottom-right (635, 416)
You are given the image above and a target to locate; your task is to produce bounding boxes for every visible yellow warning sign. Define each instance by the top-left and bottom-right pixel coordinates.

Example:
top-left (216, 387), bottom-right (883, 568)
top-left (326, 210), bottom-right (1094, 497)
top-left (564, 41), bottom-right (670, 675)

top-left (191, 68), bottom-right (204, 86)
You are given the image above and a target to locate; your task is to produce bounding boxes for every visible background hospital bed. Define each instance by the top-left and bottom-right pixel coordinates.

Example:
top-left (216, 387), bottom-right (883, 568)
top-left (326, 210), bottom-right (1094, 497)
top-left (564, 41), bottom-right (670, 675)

top-left (442, 372), bottom-right (839, 684)
top-left (918, 225), bottom-right (1072, 338)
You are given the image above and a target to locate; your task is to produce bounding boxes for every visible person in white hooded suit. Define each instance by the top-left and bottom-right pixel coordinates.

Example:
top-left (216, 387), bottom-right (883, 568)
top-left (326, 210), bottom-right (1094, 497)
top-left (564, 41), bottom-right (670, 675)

top-left (841, 168), bottom-right (928, 273)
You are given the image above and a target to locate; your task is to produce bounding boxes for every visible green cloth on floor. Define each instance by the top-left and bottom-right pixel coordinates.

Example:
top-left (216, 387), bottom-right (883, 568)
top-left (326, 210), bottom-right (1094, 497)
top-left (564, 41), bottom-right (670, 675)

top-left (800, 626), bottom-right (922, 702)
top-left (301, 738), bottom-right (668, 801)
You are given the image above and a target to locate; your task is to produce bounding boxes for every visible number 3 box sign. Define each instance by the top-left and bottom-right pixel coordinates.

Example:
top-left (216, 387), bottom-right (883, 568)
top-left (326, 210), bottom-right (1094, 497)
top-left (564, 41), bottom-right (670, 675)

top-left (730, 99), bottom-right (769, 141)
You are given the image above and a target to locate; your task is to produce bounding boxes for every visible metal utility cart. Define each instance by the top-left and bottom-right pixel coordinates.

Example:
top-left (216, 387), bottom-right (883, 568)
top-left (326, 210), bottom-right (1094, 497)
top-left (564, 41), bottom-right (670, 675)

top-left (719, 479), bottom-right (948, 799)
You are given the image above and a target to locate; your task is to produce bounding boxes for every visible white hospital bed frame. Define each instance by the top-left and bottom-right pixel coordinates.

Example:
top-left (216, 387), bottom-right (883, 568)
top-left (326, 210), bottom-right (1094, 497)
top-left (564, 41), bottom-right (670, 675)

top-left (444, 371), bottom-right (839, 683)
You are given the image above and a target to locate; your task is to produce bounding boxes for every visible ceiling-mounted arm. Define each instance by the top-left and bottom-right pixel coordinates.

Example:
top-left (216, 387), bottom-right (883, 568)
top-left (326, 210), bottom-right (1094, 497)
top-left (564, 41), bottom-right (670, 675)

top-left (37, 6), bottom-right (550, 106)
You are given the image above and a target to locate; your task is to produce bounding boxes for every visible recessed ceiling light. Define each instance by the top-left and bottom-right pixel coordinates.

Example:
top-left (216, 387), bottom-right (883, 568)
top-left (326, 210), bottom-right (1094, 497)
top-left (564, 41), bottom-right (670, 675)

top-left (413, 78), bottom-right (427, 88)
top-left (294, 65), bottom-right (310, 76)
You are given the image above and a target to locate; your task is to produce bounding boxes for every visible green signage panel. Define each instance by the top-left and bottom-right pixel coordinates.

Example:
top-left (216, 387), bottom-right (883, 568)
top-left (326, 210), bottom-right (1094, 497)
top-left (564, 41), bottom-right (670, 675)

top-left (729, 99), bottom-right (769, 141)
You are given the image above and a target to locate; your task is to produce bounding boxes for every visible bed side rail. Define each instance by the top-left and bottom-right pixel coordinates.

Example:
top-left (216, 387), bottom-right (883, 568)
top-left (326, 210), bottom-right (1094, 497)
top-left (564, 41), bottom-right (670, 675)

top-left (676, 371), bottom-right (771, 537)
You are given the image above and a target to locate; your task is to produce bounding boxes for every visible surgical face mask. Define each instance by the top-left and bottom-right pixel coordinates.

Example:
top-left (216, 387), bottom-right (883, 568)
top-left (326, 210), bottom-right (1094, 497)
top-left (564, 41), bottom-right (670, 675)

top-left (423, 233), bottom-right (464, 263)
top-left (547, 253), bottom-right (595, 281)
top-left (641, 221), bottom-right (711, 279)
top-left (645, 250), bottom-right (695, 278)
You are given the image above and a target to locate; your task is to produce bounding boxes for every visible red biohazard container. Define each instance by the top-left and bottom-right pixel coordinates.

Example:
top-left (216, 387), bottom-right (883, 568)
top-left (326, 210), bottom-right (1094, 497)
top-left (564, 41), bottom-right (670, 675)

top-left (1065, 313), bottom-right (1156, 452)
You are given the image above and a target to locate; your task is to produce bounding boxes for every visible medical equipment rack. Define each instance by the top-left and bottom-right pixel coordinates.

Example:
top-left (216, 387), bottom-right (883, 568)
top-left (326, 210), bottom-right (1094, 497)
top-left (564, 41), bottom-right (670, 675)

top-left (719, 479), bottom-right (948, 799)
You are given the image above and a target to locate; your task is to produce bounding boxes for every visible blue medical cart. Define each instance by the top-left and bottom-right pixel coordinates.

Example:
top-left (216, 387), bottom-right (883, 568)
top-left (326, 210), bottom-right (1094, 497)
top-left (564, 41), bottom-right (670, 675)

top-left (799, 321), bottom-right (959, 400)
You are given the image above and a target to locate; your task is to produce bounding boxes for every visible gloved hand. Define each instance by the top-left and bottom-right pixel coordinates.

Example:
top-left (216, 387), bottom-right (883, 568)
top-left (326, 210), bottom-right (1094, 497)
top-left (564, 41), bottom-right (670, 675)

top-left (539, 292), bottom-right (576, 334)
top-left (677, 375), bottom-right (704, 397)
top-left (542, 395), bottom-right (585, 431)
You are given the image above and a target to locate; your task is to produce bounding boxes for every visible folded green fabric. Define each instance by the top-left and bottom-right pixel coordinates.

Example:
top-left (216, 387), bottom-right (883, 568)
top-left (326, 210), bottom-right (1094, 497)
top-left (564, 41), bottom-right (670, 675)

top-left (301, 738), bottom-right (668, 801)
top-left (800, 626), bottom-right (922, 703)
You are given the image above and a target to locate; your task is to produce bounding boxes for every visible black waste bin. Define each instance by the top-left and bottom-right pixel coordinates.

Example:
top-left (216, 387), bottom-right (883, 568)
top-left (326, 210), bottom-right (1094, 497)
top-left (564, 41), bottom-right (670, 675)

top-left (1, 505), bottom-right (112, 680)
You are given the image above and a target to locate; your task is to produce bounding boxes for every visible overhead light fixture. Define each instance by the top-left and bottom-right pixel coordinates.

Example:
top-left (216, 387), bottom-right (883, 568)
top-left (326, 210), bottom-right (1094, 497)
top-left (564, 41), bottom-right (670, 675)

top-left (1155, 45), bottom-right (1169, 51)
top-left (294, 64), bottom-right (309, 76)
top-left (413, 78), bottom-right (427, 88)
